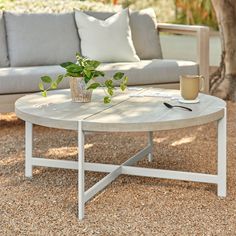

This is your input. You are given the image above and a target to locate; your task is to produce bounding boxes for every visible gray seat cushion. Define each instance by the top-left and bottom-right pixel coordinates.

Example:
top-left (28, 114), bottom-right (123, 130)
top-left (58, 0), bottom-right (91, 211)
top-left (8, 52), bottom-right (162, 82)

top-left (0, 60), bottom-right (198, 94)
top-left (0, 65), bottom-right (69, 94)
top-left (0, 12), bottom-right (9, 67)
top-left (84, 8), bottom-right (162, 60)
top-left (98, 60), bottom-right (199, 85)
top-left (4, 12), bottom-right (80, 67)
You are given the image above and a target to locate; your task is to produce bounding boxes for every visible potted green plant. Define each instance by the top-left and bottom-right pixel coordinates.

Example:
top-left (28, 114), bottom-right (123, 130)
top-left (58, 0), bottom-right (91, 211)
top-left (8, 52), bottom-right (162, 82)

top-left (39, 53), bottom-right (128, 103)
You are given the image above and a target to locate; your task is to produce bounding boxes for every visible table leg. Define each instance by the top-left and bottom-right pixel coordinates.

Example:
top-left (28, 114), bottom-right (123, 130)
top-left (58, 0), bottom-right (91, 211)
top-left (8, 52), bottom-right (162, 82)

top-left (25, 121), bottom-right (33, 178)
top-left (78, 121), bottom-right (85, 220)
top-left (217, 108), bottom-right (227, 197)
top-left (148, 131), bottom-right (153, 162)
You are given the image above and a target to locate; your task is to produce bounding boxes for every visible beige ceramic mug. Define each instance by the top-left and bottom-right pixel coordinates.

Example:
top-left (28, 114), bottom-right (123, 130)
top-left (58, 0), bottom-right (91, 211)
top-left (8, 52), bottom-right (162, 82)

top-left (180, 75), bottom-right (205, 100)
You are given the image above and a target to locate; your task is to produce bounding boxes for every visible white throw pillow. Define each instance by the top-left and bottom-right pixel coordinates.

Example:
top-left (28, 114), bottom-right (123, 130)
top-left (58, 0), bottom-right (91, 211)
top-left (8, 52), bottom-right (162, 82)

top-left (75, 9), bottom-right (140, 62)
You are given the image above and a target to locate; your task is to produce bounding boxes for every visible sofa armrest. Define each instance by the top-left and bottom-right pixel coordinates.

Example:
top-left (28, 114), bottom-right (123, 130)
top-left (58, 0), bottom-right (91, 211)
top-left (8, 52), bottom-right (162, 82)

top-left (157, 23), bottom-right (210, 93)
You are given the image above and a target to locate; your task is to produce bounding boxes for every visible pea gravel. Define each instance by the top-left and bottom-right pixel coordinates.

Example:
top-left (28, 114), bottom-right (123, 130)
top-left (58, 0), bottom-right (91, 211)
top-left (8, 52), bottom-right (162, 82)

top-left (0, 102), bottom-right (236, 235)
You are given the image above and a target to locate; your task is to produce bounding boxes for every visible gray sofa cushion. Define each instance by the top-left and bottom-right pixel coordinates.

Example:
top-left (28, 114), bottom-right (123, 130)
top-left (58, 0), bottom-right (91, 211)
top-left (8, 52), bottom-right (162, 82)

top-left (84, 8), bottom-right (162, 60)
top-left (98, 60), bottom-right (198, 85)
top-left (130, 8), bottom-right (162, 59)
top-left (4, 12), bottom-right (80, 67)
top-left (0, 60), bottom-right (198, 94)
top-left (0, 65), bottom-right (69, 94)
top-left (0, 12), bottom-right (9, 67)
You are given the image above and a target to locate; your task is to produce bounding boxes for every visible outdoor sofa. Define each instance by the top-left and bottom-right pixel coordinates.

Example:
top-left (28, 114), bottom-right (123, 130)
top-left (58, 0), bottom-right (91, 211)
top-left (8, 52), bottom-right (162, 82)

top-left (0, 9), bottom-right (209, 112)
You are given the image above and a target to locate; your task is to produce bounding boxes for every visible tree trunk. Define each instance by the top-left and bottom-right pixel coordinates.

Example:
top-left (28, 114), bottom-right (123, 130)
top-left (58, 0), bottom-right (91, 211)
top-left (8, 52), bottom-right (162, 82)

top-left (211, 0), bottom-right (236, 101)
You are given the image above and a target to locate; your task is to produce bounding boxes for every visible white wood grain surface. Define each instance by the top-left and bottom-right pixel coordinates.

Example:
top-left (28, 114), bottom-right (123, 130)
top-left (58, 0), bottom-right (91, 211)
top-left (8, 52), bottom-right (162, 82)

top-left (15, 88), bottom-right (226, 132)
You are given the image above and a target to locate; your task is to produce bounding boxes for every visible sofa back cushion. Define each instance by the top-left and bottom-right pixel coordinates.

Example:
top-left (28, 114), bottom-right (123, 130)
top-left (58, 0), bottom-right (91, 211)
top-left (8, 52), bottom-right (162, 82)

top-left (130, 8), bottom-right (162, 59)
top-left (0, 12), bottom-right (9, 67)
top-left (84, 8), bottom-right (162, 60)
top-left (4, 12), bottom-right (80, 67)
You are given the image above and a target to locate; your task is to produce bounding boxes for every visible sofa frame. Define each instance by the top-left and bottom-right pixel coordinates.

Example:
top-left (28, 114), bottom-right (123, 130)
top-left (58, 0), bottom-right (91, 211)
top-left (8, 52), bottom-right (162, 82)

top-left (0, 23), bottom-right (209, 113)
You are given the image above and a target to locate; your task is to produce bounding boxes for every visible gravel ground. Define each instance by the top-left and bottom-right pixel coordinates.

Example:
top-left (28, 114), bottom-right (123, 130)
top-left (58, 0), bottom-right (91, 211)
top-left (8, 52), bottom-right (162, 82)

top-left (0, 102), bottom-right (236, 235)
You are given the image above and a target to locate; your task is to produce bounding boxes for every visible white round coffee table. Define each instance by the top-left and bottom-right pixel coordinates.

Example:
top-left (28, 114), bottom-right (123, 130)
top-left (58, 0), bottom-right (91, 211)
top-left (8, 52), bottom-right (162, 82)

top-left (15, 88), bottom-right (227, 220)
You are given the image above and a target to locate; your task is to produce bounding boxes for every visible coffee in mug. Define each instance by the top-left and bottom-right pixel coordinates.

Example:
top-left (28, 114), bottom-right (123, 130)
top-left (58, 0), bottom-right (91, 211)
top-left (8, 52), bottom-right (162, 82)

top-left (180, 75), bottom-right (205, 100)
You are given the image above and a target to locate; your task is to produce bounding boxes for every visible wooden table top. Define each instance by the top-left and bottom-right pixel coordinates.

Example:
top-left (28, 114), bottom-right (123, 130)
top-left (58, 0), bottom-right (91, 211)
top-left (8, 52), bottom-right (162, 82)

top-left (15, 88), bottom-right (226, 132)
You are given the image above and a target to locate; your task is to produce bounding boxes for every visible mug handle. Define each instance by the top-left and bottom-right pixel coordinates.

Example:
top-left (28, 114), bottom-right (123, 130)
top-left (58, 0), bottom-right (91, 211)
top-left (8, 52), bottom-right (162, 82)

top-left (199, 75), bottom-right (205, 92)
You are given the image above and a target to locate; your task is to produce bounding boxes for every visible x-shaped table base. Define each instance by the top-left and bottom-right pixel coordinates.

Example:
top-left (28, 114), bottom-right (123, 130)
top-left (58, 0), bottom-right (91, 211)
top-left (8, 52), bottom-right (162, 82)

top-left (25, 117), bottom-right (226, 220)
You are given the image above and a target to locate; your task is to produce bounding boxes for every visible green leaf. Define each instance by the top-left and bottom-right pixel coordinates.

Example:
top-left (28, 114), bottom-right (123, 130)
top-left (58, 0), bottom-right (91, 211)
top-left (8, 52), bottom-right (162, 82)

top-left (41, 76), bottom-right (52, 83)
top-left (39, 82), bottom-right (44, 91)
top-left (76, 52), bottom-right (82, 60)
top-left (107, 87), bottom-right (114, 96)
top-left (66, 64), bottom-right (83, 74)
top-left (84, 65), bottom-right (94, 71)
top-left (87, 82), bottom-right (101, 90)
top-left (51, 81), bottom-right (58, 89)
top-left (84, 76), bottom-right (91, 84)
top-left (78, 58), bottom-right (85, 67)
top-left (113, 72), bottom-right (124, 80)
top-left (120, 83), bottom-right (127, 91)
top-left (60, 62), bottom-right (73, 68)
top-left (66, 72), bottom-right (82, 77)
top-left (56, 74), bottom-right (64, 85)
top-left (83, 69), bottom-right (91, 78)
top-left (89, 60), bottom-right (100, 69)
top-left (41, 90), bottom-right (47, 97)
top-left (93, 71), bottom-right (105, 77)
top-left (123, 76), bottom-right (128, 84)
top-left (105, 79), bottom-right (113, 88)
top-left (119, 76), bottom-right (128, 92)
top-left (104, 96), bottom-right (111, 104)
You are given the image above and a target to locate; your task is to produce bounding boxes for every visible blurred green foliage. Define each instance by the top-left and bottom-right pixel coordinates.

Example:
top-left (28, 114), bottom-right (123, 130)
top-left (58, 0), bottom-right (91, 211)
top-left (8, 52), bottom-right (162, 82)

top-left (0, 0), bottom-right (218, 29)
top-left (101, 0), bottom-right (218, 29)
top-left (175, 0), bottom-right (218, 29)
top-left (0, 0), bottom-right (121, 12)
